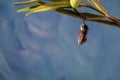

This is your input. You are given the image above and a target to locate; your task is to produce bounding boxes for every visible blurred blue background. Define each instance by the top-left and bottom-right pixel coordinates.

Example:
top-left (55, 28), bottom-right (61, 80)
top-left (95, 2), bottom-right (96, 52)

top-left (0, 0), bottom-right (120, 80)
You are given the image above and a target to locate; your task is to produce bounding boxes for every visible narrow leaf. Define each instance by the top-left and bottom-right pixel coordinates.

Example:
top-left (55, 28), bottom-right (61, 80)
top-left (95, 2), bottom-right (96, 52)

top-left (17, 5), bottom-right (39, 12)
top-left (17, 7), bottom-right (30, 12)
top-left (88, 0), bottom-right (108, 16)
top-left (56, 9), bottom-right (105, 20)
top-left (14, 0), bottom-right (40, 6)
top-left (26, 1), bottom-right (70, 15)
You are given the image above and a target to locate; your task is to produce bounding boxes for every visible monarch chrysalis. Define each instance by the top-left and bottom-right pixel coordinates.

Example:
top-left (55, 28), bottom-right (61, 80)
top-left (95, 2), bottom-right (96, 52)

top-left (78, 23), bottom-right (89, 45)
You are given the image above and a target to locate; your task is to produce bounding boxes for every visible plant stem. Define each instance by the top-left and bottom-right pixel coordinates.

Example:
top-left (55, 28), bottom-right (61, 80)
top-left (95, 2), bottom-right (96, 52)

top-left (56, 9), bottom-right (120, 27)
top-left (35, 1), bottom-right (120, 28)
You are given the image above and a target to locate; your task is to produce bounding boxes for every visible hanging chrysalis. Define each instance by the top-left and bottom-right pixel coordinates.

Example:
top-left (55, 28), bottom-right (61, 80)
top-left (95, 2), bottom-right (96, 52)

top-left (78, 23), bottom-right (89, 45)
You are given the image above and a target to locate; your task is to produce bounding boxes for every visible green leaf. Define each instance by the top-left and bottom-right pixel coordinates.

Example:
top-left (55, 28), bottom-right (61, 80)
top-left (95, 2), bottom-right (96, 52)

top-left (87, 0), bottom-right (120, 26)
top-left (13, 0), bottom-right (40, 6)
top-left (26, 1), bottom-right (70, 16)
top-left (17, 7), bottom-right (30, 12)
top-left (87, 0), bottom-right (108, 16)
top-left (56, 9), bottom-right (104, 20)
top-left (17, 5), bottom-right (39, 12)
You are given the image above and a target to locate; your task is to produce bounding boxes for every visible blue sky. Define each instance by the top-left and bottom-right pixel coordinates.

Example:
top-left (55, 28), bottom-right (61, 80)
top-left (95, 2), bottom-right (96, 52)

top-left (0, 0), bottom-right (120, 80)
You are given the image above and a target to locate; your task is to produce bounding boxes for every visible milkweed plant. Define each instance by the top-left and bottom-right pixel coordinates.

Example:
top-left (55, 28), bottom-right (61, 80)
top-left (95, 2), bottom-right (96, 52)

top-left (14, 0), bottom-right (120, 45)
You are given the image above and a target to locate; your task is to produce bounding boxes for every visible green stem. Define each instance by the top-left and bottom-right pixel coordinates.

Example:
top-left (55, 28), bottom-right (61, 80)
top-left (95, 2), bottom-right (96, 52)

top-left (56, 9), bottom-right (120, 27)
top-left (23, 1), bottom-right (120, 28)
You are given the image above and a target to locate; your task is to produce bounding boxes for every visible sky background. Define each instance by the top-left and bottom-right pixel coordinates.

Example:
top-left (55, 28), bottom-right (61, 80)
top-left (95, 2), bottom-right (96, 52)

top-left (0, 0), bottom-right (120, 80)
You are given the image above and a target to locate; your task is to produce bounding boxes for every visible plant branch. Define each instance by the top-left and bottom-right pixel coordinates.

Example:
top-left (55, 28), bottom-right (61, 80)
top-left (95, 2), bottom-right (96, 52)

top-left (28, 1), bottom-right (120, 28)
top-left (56, 9), bottom-right (120, 27)
top-left (80, 2), bottom-right (120, 27)
top-left (80, 2), bottom-right (105, 15)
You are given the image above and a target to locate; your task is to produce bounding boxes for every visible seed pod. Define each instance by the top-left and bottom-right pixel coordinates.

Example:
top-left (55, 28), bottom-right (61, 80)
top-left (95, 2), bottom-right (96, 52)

top-left (70, 0), bottom-right (82, 9)
top-left (78, 23), bottom-right (89, 45)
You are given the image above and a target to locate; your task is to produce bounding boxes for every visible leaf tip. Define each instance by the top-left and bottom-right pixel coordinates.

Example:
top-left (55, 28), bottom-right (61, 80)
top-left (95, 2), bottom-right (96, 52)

top-left (26, 12), bottom-right (30, 16)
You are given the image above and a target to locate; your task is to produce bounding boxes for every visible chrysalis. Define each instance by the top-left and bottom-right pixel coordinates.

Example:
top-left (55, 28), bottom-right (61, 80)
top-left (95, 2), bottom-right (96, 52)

top-left (78, 23), bottom-right (89, 45)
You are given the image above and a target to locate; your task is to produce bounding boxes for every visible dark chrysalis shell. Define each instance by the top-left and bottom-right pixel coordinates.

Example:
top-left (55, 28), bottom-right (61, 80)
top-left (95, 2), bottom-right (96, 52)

top-left (78, 23), bottom-right (89, 45)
